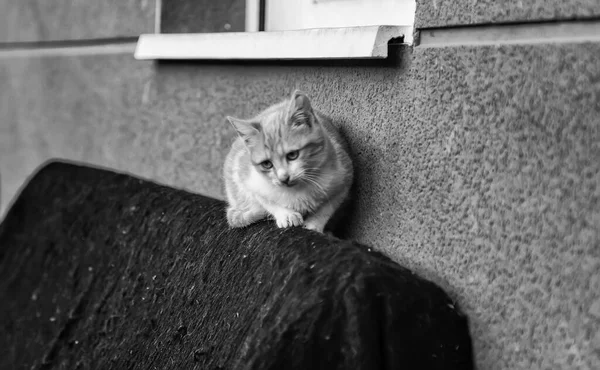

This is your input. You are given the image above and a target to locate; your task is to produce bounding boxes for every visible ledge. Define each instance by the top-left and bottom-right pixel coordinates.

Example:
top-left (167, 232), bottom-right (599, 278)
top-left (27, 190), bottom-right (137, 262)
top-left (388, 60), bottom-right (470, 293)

top-left (134, 25), bottom-right (411, 60)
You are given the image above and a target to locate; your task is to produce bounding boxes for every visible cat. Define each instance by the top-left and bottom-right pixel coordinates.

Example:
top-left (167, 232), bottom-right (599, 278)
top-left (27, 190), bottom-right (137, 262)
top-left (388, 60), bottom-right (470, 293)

top-left (223, 90), bottom-right (353, 233)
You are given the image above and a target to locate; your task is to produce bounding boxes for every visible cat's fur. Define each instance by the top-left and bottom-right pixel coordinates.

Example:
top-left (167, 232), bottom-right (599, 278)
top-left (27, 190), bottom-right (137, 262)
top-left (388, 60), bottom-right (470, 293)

top-left (223, 90), bottom-right (353, 233)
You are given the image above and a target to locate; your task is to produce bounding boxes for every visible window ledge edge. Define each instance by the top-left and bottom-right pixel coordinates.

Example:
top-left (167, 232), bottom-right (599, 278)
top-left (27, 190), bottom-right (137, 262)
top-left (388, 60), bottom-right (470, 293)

top-left (134, 25), bottom-right (412, 61)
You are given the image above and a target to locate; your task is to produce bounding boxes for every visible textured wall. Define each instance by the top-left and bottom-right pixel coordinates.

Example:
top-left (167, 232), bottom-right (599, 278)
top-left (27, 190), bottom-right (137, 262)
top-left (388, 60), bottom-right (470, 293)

top-left (0, 0), bottom-right (155, 42)
top-left (383, 45), bottom-right (600, 369)
top-left (0, 55), bottom-right (230, 211)
top-left (1, 42), bottom-right (599, 369)
top-left (416, 0), bottom-right (600, 28)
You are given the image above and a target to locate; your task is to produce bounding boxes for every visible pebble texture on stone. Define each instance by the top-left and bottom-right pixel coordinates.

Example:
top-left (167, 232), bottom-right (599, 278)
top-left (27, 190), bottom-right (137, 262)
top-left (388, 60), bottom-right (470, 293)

top-left (0, 161), bottom-right (474, 370)
top-left (392, 44), bottom-right (600, 369)
top-left (416, 0), bottom-right (600, 28)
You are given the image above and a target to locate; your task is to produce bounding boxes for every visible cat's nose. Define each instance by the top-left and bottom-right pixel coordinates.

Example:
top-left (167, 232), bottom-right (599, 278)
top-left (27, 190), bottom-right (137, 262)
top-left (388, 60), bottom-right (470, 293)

top-left (278, 171), bottom-right (290, 185)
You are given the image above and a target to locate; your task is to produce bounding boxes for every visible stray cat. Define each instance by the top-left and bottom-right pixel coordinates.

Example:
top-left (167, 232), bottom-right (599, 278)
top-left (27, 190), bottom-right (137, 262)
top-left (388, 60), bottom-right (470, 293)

top-left (223, 90), bottom-right (353, 233)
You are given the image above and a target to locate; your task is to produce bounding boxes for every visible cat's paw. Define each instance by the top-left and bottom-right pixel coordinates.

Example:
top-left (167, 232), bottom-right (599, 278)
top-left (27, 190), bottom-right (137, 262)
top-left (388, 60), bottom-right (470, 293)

top-left (274, 211), bottom-right (304, 228)
top-left (303, 220), bottom-right (326, 233)
top-left (227, 208), bottom-right (251, 228)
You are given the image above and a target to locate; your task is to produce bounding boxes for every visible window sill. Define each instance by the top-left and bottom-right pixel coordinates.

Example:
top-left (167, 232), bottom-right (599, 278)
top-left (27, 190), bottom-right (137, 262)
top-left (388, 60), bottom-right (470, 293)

top-left (134, 25), bottom-right (412, 61)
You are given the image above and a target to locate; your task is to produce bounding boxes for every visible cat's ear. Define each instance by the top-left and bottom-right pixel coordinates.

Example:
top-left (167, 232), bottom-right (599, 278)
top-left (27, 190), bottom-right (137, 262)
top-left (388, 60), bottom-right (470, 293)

top-left (288, 90), bottom-right (314, 128)
top-left (227, 116), bottom-right (261, 139)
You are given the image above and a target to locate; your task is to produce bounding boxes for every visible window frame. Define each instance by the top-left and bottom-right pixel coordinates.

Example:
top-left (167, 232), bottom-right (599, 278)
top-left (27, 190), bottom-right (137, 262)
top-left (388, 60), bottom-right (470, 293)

top-left (134, 0), bottom-right (414, 61)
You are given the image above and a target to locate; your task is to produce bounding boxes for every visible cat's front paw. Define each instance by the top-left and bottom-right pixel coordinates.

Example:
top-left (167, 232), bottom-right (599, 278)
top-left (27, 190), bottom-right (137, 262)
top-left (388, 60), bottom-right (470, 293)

top-left (227, 208), bottom-right (251, 228)
top-left (274, 211), bottom-right (304, 228)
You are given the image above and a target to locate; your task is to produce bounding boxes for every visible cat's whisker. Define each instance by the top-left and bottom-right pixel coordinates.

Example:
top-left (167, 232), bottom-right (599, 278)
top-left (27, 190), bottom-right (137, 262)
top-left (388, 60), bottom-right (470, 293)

top-left (300, 174), bottom-right (331, 204)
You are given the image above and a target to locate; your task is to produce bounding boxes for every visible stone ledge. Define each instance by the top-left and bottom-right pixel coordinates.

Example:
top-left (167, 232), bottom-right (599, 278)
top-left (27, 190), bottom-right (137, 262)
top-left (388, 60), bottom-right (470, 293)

top-left (134, 26), bottom-right (412, 60)
top-left (417, 19), bottom-right (600, 48)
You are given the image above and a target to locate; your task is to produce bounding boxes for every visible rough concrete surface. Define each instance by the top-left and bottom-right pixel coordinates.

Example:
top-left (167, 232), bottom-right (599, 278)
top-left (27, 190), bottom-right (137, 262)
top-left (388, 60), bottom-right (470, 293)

top-left (1, 42), bottom-right (599, 369)
top-left (416, 0), bottom-right (600, 28)
top-left (382, 44), bottom-right (600, 369)
top-left (0, 0), bottom-right (155, 43)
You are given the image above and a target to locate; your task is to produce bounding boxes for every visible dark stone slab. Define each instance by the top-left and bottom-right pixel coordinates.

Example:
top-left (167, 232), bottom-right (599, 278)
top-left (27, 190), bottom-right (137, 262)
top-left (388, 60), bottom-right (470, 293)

top-left (0, 161), bottom-right (473, 369)
top-left (161, 0), bottom-right (245, 33)
top-left (416, 0), bottom-right (600, 28)
top-left (0, 0), bottom-right (155, 43)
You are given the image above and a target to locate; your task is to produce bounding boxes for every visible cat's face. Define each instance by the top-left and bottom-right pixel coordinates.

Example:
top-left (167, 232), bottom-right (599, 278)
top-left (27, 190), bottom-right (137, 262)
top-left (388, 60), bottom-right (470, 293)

top-left (247, 122), bottom-right (326, 188)
top-left (228, 91), bottom-right (329, 188)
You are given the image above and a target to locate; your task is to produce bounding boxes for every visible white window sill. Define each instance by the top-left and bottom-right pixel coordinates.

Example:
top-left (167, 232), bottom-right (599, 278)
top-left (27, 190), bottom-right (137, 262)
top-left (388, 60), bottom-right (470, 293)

top-left (134, 25), bottom-right (412, 61)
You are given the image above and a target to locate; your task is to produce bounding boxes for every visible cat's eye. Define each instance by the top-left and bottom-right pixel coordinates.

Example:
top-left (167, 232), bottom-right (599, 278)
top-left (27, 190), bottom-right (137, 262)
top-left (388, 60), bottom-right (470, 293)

top-left (286, 151), bottom-right (299, 161)
top-left (260, 160), bottom-right (273, 169)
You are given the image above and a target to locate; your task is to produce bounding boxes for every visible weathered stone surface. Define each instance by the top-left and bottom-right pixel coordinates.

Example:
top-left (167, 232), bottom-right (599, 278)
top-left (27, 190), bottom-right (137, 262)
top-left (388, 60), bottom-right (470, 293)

top-left (416, 0), bottom-right (600, 28)
top-left (0, 162), bottom-right (473, 369)
top-left (1, 42), bottom-right (599, 369)
top-left (161, 0), bottom-right (245, 33)
top-left (0, 0), bottom-right (155, 42)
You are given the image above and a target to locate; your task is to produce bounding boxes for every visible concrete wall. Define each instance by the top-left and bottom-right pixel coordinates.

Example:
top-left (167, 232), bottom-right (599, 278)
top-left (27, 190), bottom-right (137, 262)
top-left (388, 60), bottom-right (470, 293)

top-left (416, 0), bottom-right (600, 28)
top-left (1, 1), bottom-right (599, 369)
top-left (0, 0), bottom-right (155, 42)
